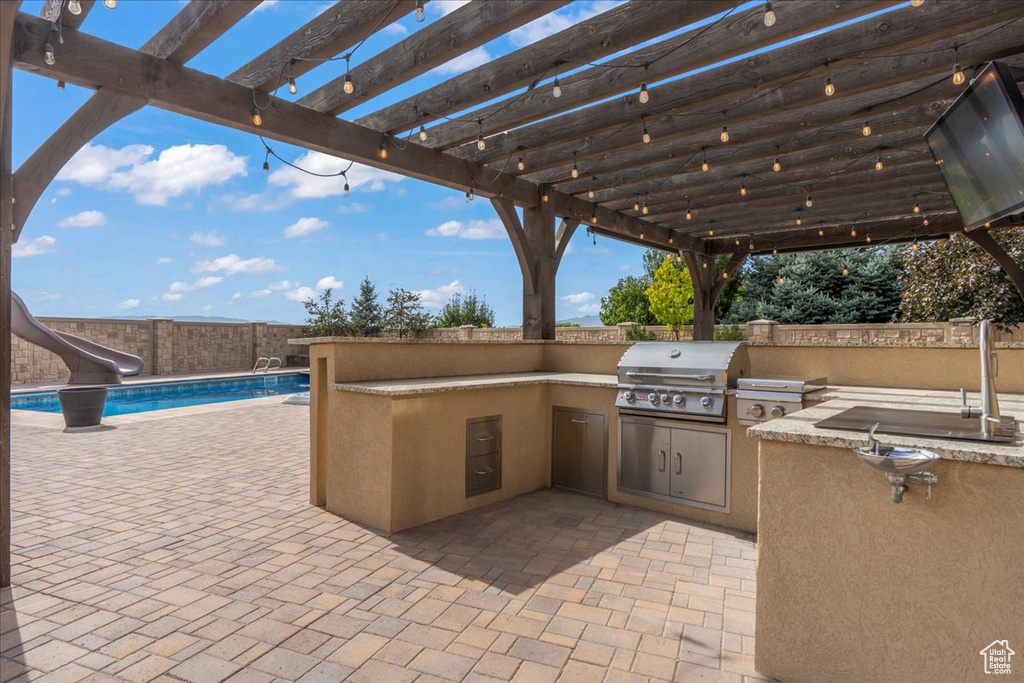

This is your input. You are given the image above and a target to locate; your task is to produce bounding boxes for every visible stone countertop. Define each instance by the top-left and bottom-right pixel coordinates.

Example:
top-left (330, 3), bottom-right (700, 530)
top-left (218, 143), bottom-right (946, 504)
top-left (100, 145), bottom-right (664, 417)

top-left (749, 385), bottom-right (1024, 468)
top-left (332, 372), bottom-right (618, 397)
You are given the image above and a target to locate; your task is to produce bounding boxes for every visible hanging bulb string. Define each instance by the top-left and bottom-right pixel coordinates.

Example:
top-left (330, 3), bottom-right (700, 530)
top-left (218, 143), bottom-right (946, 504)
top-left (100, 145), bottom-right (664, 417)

top-left (257, 135), bottom-right (354, 178)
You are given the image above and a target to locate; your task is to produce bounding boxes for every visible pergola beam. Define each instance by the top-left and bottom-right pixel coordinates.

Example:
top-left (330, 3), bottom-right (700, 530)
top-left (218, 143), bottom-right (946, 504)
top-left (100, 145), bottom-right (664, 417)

top-left (299, 0), bottom-right (570, 115)
top-left (966, 229), bottom-right (1024, 302)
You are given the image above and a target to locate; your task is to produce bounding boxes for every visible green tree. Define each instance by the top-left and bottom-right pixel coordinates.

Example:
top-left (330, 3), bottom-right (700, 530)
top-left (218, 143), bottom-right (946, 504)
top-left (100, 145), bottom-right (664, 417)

top-left (599, 275), bottom-right (657, 326)
top-left (898, 229), bottom-right (1024, 326)
top-left (348, 277), bottom-right (384, 337)
top-left (432, 291), bottom-right (495, 328)
top-left (383, 288), bottom-right (431, 338)
top-left (302, 288), bottom-right (349, 337)
top-left (729, 248), bottom-right (902, 324)
top-left (646, 256), bottom-right (695, 340)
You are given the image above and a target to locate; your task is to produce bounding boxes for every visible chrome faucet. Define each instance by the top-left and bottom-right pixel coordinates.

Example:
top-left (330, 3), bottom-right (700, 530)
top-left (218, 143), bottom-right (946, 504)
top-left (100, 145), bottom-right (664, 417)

top-left (960, 319), bottom-right (1002, 438)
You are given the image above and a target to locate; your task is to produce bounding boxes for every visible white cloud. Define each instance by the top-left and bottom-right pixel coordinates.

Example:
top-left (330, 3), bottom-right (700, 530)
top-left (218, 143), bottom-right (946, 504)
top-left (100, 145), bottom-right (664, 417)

top-left (578, 303), bottom-right (601, 315)
top-left (59, 143), bottom-right (247, 205)
top-left (510, 0), bottom-right (624, 46)
top-left (56, 188), bottom-right (72, 197)
top-left (201, 304), bottom-right (213, 312)
top-left (12, 235), bottom-right (57, 258)
top-left (38, 292), bottom-right (63, 301)
top-left (380, 22), bottom-right (409, 36)
top-left (561, 291), bottom-right (595, 305)
top-left (251, 0), bottom-right (279, 12)
top-left (284, 216), bottom-right (328, 239)
top-left (117, 298), bottom-right (141, 310)
top-left (161, 292), bottom-right (184, 302)
top-left (431, 47), bottom-right (491, 76)
top-left (428, 196), bottom-right (471, 211)
top-left (57, 210), bottom-right (105, 228)
top-left (193, 254), bottom-right (280, 275)
top-left (338, 202), bottom-right (370, 214)
top-left (425, 218), bottom-right (505, 240)
top-left (190, 231), bottom-right (226, 247)
top-left (284, 286), bottom-right (316, 302)
top-left (376, 233), bottom-right (389, 243)
top-left (251, 289), bottom-right (272, 298)
top-left (231, 292), bottom-right (242, 302)
top-left (156, 256), bottom-right (173, 265)
top-left (161, 276), bottom-right (223, 301)
top-left (415, 280), bottom-right (465, 309)
top-left (268, 151), bottom-right (403, 199)
top-left (315, 276), bottom-right (344, 291)
top-left (267, 280), bottom-right (296, 291)
top-left (432, 0), bottom-right (470, 16)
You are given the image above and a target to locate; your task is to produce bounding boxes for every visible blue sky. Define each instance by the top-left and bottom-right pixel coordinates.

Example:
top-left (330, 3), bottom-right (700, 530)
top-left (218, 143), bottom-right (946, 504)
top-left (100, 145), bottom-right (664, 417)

top-left (11, 0), bottom-right (659, 325)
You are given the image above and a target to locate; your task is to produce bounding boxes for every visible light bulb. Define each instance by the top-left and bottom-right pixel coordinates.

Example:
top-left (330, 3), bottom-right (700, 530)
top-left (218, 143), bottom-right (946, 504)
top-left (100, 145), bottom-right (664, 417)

top-left (911, 240), bottom-right (919, 251)
top-left (911, 0), bottom-right (923, 6)
top-left (862, 120), bottom-right (871, 136)
top-left (344, 182), bottom-right (350, 197)
top-left (104, 0), bottom-right (116, 7)
top-left (773, 158), bottom-right (781, 172)
top-left (642, 127), bottom-right (651, 144)
top-left (552, 77), bottom-right (561, 98)
top-left (419, 126), bottom-right (428, 142)
top-left (703, 260), bottom-right (709, 268)
top-left (805, 194), bottom-right (813, 208)
top-left (639, 82), bottom-right (649, 104)
top-left (720, 126), bottom-right (729, 143)
top-left (922, 218), bottom-right (929, 226)
top-left (43, 43), bottom-right (56, 66)
top-left (541, 191), bottom-right (549, 202)
top-left (723, 271), bottom-right (729, 280)
top-left (875, 156), bottom-right (883, 171)
top-left (251, 107), bottom-right (262, 126)
top-left (777, 276), bottom-right (785, 284)
top-left (379, 142), bottom-right (388, 159)
top-left (262, 160), bottom-right (269, 172)
top-left (56, 80), bottom-right (65, 90)
top-left (669, 237), bottom-right (674, 244)
top-left (466, 189), bottom-right (474, 202)
top-left (571, 163), bottom-right (579, 179)
top-left (796, 217), bottom-right (802, 226)
top-left (913, 203), bottom-right (921, 214)
top-left (825, 76), bottom-right (835, 97)
top-left (343, 74), bottom-right (354, 94)
top-left (642, 202), bottom-right (649, 215)
top-left (740, 184), bottom-right (747, 197)
top-left (517, 157), bottom-right (525, 171)
top-left (633, 199), bottom-right (640, 212)
top-left (477, 135), bottom-right (486, 151)
top-left (701, 155), bottom-right (710, 172)
top-left (591, 213), bottom-right (598, 224)
top-left (818, 229), bottom-right (824, 237)
top-left (842, 266), bottom-right (849, 276)
top-left (640, 233), bottom-right (645, 240)
top-left (850, 228), bottom-right (857, 237)
top-left (866, 234), bottom-right (872, 243)
top-left (288, 77), bottom-right (297, 95)
top-left (686, 209), bottom-right (692, 221)
top-left (708, 229), bottom-right (714, 237)
top-left (588, 188), bottom-right (595, 199)
top-left (67, 0), bottom-right (82, 15)
top-left (952, 63), bottom-right (965, 86)
top-left (735, 238), bottom-right (741, 247)
top-left (773, 247), bottom-right (778, 256)
top-left (764, 1), bottom-right (776, 27)
top-left (414, 0), bottom-right (425, 21)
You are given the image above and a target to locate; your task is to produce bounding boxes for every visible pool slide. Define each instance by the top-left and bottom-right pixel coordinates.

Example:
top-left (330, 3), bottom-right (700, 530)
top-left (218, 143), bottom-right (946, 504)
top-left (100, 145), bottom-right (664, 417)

top-left (11, 291), bottom-right (145, 384)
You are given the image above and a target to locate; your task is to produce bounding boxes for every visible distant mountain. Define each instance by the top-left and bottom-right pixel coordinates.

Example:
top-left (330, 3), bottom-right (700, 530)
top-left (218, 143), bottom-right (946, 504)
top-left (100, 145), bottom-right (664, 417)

top-left (558, 315), bottom-right (603, 327)
top-left (109, 315), bottom-right (291, 325)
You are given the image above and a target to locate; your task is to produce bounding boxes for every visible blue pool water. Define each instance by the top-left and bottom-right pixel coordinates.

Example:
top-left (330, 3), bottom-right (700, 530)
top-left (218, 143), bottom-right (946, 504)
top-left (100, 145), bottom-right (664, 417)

top-left (11, 372), bottom-right (310, 416)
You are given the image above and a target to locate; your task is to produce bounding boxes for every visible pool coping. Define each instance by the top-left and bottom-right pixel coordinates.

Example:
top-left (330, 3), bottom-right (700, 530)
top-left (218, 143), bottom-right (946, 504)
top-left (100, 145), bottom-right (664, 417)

top-left (10, 367), bottom-right (310, 395)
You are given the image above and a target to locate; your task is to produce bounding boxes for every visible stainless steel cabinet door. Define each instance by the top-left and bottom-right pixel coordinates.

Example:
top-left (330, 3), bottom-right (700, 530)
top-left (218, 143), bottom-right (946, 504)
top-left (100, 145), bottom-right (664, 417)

top-left (553, 409), bottom-right (607, 497)
top-left (670, 428), bottom-right (728, 508)
top-left (619, 418), bottom-right (671, 497)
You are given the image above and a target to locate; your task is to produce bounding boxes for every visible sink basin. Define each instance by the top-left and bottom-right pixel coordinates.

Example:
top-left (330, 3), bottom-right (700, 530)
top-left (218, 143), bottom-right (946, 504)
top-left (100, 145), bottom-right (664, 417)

top-left (815, 405), bottom-right (1018, 444)
top-left (854, 445), bottom-right (940, 473)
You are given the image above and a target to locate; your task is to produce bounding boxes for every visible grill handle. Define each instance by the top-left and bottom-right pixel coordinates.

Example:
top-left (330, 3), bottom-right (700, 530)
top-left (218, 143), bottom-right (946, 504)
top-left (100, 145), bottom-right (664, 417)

top-left (675, 452), bottom-right (683, 475)
top-left (658, 450), bottom-right (666, 472)
top-left (625, 371), bottom-right (715, 382)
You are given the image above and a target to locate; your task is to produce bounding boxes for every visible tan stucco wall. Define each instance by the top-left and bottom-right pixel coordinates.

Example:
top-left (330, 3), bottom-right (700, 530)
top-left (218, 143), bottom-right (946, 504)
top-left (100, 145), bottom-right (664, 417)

top-left (756, 440), bottom-right (1024, 682)
top-left (328, 342), bottom-right (545, 383)
top-left (327, 391), bottom-right (394, 530)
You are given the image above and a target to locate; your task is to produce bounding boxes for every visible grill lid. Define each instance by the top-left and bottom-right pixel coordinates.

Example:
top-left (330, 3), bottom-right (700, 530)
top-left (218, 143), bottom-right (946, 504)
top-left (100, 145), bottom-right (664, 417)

top-left (617, 342), bottom-right (749, 389)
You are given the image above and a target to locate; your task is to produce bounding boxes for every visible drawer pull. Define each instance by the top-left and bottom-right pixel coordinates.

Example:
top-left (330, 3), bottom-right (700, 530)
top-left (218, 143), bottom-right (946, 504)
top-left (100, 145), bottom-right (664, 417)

top-left (475, 435), bottom-right (495, 442)
top-left (570, 418), bottom-right (589, 424)
top-left (474, 467), bottom-right (494, 475)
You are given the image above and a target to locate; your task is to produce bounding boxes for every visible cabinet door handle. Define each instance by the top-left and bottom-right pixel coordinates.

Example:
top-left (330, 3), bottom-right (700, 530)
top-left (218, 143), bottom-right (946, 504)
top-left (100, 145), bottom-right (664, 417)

top-left (570, 418), bottom-right (588, 424)
top-left (475, 435), bottom-right (495, 442)
top-left (675, 453), bottom-right (682, 475)
top-left (474, 467), bottom-right (494, 475)
top-left (658, 449), bottom-right (666, 472)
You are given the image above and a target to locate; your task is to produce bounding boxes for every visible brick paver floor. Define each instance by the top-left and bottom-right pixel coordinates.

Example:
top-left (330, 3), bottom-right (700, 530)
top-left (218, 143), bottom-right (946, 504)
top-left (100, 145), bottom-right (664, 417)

top-left (3, 402), bottom-right (764, 682)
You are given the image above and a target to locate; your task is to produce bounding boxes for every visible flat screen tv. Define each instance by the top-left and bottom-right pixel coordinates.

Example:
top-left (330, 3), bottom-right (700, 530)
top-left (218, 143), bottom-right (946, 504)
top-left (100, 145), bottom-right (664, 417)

top-left (924, 61), bottom-right (1024, 229)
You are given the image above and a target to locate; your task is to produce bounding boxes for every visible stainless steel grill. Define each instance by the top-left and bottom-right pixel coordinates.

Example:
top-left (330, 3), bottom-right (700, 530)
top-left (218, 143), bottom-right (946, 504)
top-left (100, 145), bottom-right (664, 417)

top-left (615, 342), bottom-right (750, 423)
top-left (735, 376), bottom-right (826, 425)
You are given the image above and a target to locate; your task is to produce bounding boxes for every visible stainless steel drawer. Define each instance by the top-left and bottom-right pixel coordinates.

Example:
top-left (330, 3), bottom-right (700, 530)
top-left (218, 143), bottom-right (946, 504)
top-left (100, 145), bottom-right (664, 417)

top-left (468, 419), bottom-right (500, 457)
top-left (467, 452), bottom-right (500, 493)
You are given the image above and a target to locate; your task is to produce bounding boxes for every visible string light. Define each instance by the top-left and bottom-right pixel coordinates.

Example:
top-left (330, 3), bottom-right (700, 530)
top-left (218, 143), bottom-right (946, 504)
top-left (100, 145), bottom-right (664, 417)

top-left (476, 134), bottom-right (486, 151)
top-left (772, 247), bottom-right (778, 255)
top-left (911, 239), bottom-right (919, 251)
top-left (262, 159), bottom-right (269, 172)
top-left (571, 158), bottom-right (580, 179)
top-left (669, 236), bottom-right (674, 244)
top-left (642, 196), bottom-right (650, 215)
top-left (735, 238), bottom-right (741, 247)
top-left (541, 187), bottom-right (549, 202)
top-left (796, 216), bottom-right (802, 226)
top-left (466, 189), bottom-right (474, 202)
top-left (288, 76), bottom-right (297, 95)
top-left (414, 0), bottom-right (425, 22)
top-left (805, 193), bottom-right (813, 208)
top-left (952, 46), bottom-right (965, 85)
top-left (588, 187), bottom-right (595, 199)
top-left (552, 76), bottom-right (561, 98)
top-left (911, 0), bottom-right (924, 5)
top-left (517, 157), bottom-right (525, 171)
top-left (842, 265), bottom-right (850, 276)
top-left (640, 232), bottom-right (645, 240)
top-left (419, 126), bottom-right (428, 142)
top-left (819, 228), bottom-right (825, 237)
top-left (343, 73), bottom-right (354, 94)
top-left (251, 106), bottom-right (263, 127)
top-left (740, 182), bottom-right (748, 197)
top-left (850, 227), bottom-right (857, 237)
top-left (824, 61), bottom-right (835, 97)
top-left (772, 157), bottom-right (782, 172)
top-left (67, 0), bottom-right (82, 15)
top-left (777, 275), bottom-right (785, 284)
top-left (44, 41), bottom-right (56, 66)
top-left (866, 233), bottom-right (872, 243)
top-left (875, 154), bottom-right (884, 171)
top-left (343, 181), bottom-right (350, 197)
top-left (633, 196), bottom-right (641, 212)
top-left (913, 202), bottom-right (921, 213)
top-left (56, 80), bottom-right (65, 90)
top-left (702, 259), bottom-right (709, 269)
top-left (723, 271), bottom-right (730, 280)
top-left (379, 139), bottom-right (388, 159)
top-left (104, 0), bottom-right (117, 7)
top-left (642, 119), bottom-right (652, 144)
top-left (638, 69), bottom-right (650, 104)
top-left (686, 208), bottom-right (693, 221)
top-left (720, 125), bottom-right (730, 143)
top-left (701, 149), bottom-right (709, 172)
top-left (862, 119), bottom-right (871, 136)
top-left (922, 217), bottom-right (930, 226)
top-left (764, 1), bottom-right (776, 27)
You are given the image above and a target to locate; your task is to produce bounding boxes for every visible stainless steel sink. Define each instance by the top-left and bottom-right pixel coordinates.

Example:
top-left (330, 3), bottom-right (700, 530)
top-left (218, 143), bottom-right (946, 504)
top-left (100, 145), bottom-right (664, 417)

top-left (815, 405), bottom-right (1018, 444)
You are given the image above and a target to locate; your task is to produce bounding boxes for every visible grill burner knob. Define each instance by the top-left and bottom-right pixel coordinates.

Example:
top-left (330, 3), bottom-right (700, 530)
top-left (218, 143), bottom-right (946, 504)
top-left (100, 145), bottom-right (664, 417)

top-left (700, 396), bottom-right (714, 409)
top-left (672, 395), bottom-right (685, 406)
top-left (623, 391), bottom-right (635, 403)
top-left (749, 403), bottom-right (765, 418)
top-left (648, 393), bottom-right (660, 405)
top-left (660, 393), bottom-right (670, 404)
top-left (771, 405), bottom-right (787, 418)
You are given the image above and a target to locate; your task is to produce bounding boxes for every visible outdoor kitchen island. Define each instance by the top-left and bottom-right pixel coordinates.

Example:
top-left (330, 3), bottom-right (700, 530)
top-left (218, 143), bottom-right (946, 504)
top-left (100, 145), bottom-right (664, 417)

top-left (748, 386), bottom-right (1024, 682)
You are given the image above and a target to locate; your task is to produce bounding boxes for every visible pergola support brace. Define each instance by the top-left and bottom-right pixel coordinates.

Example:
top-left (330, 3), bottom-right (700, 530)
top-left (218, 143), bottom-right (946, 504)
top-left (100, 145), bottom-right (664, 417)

top-left (966, 228), bottom-right (1024, 303)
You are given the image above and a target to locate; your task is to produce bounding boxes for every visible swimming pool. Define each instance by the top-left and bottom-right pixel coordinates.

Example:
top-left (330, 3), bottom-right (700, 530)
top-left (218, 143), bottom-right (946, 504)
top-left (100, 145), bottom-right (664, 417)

top-left (11, 372), bottom-right (310, 416)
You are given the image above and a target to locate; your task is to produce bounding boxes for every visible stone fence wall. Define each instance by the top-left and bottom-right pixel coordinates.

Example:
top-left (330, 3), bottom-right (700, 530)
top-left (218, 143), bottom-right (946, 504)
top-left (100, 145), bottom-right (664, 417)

top-left (10, 317), bottom-right (305, 384)
top-left (10, 316), bottom-right (1020, 384)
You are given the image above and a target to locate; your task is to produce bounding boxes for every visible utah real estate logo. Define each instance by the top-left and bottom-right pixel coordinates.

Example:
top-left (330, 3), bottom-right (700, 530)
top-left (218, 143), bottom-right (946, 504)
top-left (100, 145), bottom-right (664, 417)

top-left (980, 640), bottom-right (1014, 675)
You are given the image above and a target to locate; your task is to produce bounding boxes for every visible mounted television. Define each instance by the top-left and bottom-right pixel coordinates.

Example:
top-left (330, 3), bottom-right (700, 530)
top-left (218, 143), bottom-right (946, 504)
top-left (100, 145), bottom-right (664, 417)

top-left (924, 61), bottom-right (1024, 229)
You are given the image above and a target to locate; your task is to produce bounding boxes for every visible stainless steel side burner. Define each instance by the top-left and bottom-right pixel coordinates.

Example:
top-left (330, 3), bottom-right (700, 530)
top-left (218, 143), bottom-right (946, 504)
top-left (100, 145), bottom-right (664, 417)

top-left (735, 376), bottom-right (826, 425)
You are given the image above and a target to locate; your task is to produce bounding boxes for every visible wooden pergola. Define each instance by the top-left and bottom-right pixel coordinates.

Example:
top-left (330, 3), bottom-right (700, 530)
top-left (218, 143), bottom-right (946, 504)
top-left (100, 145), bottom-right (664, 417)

top-left (2, 0), bottom-right (1024, 584)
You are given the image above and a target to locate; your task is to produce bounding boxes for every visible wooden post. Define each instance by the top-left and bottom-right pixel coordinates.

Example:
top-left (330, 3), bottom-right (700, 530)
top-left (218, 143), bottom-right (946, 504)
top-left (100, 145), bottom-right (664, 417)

top-left (682, 251), bottom-right (715, 341)
top-left (522, 200), bottom-right (557, 340)
top-left (0, 2), bottom-right (15, 588)
top-left (966, 229), bottom-right (1024, 304)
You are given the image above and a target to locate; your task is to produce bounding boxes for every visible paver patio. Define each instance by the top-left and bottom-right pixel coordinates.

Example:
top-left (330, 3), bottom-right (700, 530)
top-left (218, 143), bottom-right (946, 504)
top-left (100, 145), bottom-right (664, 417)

top-left (2, 402), bottom-right (762, 682)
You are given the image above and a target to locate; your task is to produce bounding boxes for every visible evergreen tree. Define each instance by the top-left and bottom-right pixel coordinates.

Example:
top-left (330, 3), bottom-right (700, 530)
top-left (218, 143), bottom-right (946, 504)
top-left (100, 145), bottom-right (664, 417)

top-left (383, 288), bottom-right (431, 338)
top-left (348, 277), bottom-right (384, 337)
top-left (432, 291), bottom-right (495, 328)
top-left (646, 256), bottom-right (695, 340)
top-left (302, 289), bottom-right (349, 337)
